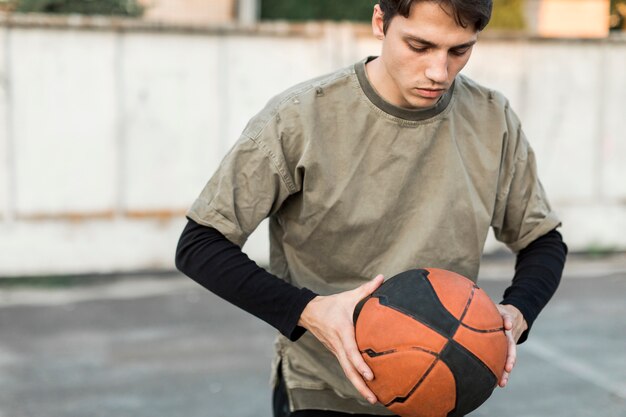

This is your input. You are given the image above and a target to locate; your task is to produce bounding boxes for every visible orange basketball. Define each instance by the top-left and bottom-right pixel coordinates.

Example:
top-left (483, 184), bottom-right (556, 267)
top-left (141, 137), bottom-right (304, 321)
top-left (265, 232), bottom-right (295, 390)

top-left (353, 268), bottom-right (507, 417)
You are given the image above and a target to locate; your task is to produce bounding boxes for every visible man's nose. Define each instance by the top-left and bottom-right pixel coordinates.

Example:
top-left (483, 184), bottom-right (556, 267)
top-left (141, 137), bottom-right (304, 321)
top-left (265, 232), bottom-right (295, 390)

top-left (424, 53), bottom-right (449, 84)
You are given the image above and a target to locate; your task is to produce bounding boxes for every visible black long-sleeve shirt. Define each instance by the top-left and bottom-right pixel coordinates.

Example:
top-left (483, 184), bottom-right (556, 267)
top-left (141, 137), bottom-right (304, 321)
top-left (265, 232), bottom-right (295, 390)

top-left (175, 218), bottom-right (567, 343)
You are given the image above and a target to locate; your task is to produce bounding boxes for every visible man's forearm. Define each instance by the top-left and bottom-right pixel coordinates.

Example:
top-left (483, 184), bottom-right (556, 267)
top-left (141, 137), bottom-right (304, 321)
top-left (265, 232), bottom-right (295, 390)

top-left (501, 229), bottom-right (568, 343)
top-left (175, 218), bottom-right (317, 341)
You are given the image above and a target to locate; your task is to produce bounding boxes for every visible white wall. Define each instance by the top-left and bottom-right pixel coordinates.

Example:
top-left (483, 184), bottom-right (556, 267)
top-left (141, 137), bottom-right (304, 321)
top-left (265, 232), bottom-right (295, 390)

top-left (0, 15), bottom-right (624, 276)
top-left (464, 39), bottom-right (626, 253)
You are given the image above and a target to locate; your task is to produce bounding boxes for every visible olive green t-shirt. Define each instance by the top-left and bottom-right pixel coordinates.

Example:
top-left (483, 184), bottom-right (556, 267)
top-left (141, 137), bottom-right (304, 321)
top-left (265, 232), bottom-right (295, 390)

top-left (187, 57), bottom-right (560, 414)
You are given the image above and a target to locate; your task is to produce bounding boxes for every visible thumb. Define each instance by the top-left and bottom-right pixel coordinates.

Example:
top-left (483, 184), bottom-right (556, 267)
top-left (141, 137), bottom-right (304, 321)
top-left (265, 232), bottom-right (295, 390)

top-left (357, 274), bottom-right (384, 297)
top-left (496, 305), bottom-right (514, 331)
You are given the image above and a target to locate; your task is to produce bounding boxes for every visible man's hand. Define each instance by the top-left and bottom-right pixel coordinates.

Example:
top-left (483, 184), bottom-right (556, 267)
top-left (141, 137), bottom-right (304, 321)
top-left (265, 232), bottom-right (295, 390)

top-left (298, 274), bottom-right (385, 405)
top-left (496, 304), bottom-right (528, 388)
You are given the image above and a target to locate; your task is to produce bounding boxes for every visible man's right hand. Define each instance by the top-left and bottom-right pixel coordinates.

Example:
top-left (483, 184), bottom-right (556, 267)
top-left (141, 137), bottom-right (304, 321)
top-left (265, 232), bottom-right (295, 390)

top-left (297, 274), bottom-right (385, 405)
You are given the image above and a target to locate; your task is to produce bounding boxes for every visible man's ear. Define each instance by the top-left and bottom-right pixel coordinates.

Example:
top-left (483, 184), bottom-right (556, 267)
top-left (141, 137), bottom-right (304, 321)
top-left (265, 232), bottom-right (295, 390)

top-left (372, 4), bottom-right (385, 40)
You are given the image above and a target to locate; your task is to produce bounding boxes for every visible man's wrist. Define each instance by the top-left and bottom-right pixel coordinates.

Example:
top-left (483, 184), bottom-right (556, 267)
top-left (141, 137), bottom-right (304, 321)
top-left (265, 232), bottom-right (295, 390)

top-left (298, 295), bottom-right (321, 329)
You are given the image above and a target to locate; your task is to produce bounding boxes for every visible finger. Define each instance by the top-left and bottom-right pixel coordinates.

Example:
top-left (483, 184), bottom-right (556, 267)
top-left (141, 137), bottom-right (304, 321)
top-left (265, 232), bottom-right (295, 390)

top-left (496, 305), bottom-right (514, 331)
top-left (505, 330), bottom-right (517, 373)
top-left (337, 350), bottom-right (378, 404)
top-left (358, 274), bottom-right (385, 297)
top-left (502, 314), bottom-right (513, 331)
top-left (343, 328), bottom-right (374, 381)
top-left (499, 370), bottom-right (510, 388)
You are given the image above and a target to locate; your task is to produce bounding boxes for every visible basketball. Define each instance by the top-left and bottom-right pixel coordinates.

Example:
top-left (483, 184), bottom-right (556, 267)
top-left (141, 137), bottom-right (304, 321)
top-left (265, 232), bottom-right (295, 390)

top-left (353, 268), bottom-right (508, 417)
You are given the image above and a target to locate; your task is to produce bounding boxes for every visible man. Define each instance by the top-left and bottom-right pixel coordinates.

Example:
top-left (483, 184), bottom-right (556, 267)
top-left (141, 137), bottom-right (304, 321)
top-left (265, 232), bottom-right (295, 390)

top-left (176, 1), bottom-right (568, 416)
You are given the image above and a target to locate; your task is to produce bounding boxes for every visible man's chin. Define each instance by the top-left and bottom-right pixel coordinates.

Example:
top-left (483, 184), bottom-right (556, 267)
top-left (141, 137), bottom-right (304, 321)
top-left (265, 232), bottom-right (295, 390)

top-left (403, 94), bottom-right (442, 110)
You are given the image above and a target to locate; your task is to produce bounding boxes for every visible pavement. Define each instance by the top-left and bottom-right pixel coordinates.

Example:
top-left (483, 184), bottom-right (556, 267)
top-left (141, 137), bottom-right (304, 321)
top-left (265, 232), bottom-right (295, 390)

top-left (0, 253), bottom-right (625, 417)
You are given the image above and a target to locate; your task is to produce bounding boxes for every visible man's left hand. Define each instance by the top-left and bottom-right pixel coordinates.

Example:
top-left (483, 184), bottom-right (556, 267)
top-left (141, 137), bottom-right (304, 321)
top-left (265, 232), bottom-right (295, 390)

top-left (495, 304), bottom-right (528, 388)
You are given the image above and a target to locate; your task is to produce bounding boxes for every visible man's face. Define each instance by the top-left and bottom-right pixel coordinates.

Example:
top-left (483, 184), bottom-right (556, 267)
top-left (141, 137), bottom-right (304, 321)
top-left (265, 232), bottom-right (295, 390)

top-left (370, 1), bottom-right (478, 109)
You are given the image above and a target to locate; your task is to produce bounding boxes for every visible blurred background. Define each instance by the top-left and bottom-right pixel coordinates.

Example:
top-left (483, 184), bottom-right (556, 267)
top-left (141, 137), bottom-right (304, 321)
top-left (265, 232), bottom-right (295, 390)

top-left (0, 0), bottom-right (625, 276)
top-left (0, 1), bottom-right (625, 417)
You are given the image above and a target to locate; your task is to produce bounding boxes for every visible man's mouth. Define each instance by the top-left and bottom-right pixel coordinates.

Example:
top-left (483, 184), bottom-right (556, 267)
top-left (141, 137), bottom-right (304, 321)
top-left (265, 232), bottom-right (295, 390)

top-left (414, 87), bottom-right (446, 99)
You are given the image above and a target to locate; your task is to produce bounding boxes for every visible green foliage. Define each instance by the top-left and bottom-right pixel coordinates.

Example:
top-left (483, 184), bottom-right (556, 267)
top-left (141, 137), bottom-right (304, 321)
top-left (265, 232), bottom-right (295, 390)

top-left (612, 0), bottom-right (626, 13)
top-left (15, 0), bottom-right (143, 17)
top-left (610, 0), bottom-right (626, 30)
top-left (585, 243), bottom-right (619, 258)
top-left (262, 0), bottom-right (525, 30)
top-left (0, 275), bottom-right (101, 288)
top-left (261, 0), bottom-right (376, 22)
top-left (488, 0), bottom-right (526, 30)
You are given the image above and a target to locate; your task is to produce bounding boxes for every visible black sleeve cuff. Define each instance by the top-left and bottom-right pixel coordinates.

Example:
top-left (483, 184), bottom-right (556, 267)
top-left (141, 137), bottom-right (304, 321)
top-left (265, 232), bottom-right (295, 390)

top-left (500, 229), bottom-right (567, 344)
top-left (282, 288), bottom-right (318, 341)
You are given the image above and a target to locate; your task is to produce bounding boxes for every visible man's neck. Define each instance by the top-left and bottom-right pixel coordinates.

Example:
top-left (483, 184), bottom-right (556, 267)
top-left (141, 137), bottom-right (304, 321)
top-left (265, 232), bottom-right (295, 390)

top-left (364, 57), bottom-right (403, 108)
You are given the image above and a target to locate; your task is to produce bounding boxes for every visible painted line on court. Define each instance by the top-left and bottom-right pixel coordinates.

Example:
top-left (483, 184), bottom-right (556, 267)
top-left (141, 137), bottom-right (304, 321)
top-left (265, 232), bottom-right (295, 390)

top-left (524, 338), bottom-right (626, 400)
top-left (0, 278), bottom-right (196, 308)
top-left (479, 263), bottom-right (626, 281)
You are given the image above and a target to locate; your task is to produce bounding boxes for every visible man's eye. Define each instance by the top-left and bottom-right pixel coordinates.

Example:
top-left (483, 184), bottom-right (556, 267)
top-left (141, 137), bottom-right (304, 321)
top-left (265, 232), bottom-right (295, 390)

top-left (450, 48), bottom-right (470, 56)
top-left (408, 44), bottom-right (428, 53)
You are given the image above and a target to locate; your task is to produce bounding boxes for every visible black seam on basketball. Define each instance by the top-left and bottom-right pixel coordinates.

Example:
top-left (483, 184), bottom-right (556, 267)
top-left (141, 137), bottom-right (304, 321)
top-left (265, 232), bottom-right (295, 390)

top-left (360, 346), bottom-right (440, 358)
top-left (457, 285), bottom-right (476, 323)
top-left (361, 348), bottom-right (397, 357)
top-left (384, 355), bottom-right (441, 407)
top-left (411, 346), bottom-right (440, 356)
top-left (459, 323), bottom-right (505, 333)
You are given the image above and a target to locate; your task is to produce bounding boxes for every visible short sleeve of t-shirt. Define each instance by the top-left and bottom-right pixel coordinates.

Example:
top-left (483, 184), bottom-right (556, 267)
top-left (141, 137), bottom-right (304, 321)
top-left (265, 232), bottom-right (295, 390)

top-left (491, 105), bottom-right (561, 253)
top-left (186, 113), bottom-right (296, 247)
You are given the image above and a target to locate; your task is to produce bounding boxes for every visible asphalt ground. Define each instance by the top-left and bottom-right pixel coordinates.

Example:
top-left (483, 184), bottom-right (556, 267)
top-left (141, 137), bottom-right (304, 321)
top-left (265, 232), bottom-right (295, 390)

top-left (0, 254), bottom-right (625, 417)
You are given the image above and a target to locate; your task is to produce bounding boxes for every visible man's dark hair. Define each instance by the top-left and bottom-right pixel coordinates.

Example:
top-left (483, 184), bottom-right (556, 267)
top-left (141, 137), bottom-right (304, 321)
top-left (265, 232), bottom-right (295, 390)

top-left (378, 0), bottom-right (493, 33)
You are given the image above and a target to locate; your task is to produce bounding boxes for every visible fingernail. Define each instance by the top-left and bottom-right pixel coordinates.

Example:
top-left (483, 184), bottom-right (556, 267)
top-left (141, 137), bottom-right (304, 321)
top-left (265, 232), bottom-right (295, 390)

top-left (364, 371), bottom-right (373, 381)
top-left (368, 396), bottom-right (376, 404)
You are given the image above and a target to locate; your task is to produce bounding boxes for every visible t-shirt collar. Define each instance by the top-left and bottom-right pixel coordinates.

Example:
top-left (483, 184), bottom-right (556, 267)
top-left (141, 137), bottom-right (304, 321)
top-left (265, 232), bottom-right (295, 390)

top-left (355, 56), bottom-right (455, 121)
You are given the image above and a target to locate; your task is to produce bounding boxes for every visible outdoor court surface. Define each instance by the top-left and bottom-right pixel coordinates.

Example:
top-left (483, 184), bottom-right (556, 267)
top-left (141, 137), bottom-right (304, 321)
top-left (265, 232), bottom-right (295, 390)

top-left (0, 254), bottom-right (625, 417)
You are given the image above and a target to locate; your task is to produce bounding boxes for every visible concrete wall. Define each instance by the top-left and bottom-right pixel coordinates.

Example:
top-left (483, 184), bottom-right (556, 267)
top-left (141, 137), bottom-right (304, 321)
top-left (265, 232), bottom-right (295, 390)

top-left (1, 14), bottom-right (625, 276)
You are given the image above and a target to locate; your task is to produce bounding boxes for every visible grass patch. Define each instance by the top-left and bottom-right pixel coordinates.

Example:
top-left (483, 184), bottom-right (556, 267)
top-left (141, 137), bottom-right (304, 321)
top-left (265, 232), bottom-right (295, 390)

top-left (0, 274), bottom-right (112, 289)
top-left (0, 271), bottom-right (180, 289)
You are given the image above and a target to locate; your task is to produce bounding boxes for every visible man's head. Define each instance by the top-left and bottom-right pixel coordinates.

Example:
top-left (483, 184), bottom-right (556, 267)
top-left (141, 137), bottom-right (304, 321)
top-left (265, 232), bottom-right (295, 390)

top-left (378, 0), bottom-right (493, 34)
top-left (366, 0), bottom-right (492, 109)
